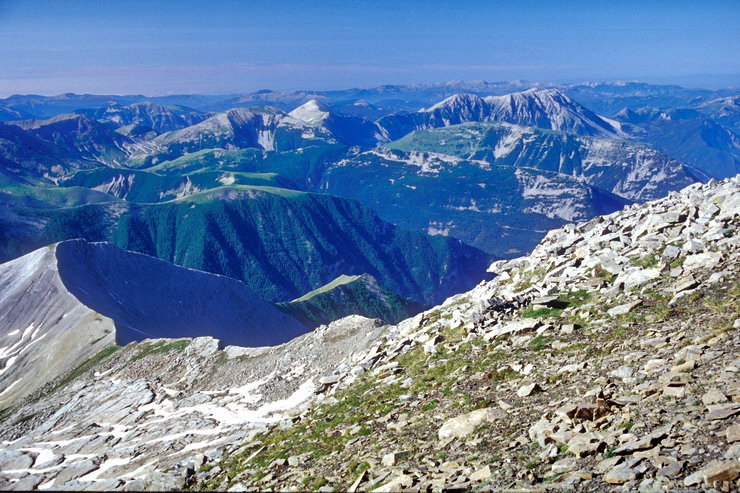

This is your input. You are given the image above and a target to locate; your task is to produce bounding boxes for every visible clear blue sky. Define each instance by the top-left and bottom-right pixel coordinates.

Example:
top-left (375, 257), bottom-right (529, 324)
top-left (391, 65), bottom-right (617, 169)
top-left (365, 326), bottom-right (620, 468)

top-left (0, 0), bottom-right (738, 96)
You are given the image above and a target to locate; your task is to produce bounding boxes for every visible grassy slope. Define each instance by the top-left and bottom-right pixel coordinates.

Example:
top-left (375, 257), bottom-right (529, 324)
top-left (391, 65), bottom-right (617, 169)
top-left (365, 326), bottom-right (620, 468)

top-left (3, 187), bottom-right (489, 305)
top-left (277, 274), bottom-right (425, 328)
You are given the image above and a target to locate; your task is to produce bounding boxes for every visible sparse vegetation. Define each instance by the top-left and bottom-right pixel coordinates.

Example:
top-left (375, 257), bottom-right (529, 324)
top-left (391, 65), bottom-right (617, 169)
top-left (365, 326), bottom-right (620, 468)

top-left (52, 345), bottom-right (120, 391)
top-left (132, 340), bottom-right (190, 361)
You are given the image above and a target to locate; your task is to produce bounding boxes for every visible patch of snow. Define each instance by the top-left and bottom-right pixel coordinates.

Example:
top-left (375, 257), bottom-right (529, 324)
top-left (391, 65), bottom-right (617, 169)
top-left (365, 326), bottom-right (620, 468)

top-left (76, 457), bottom-right (132, 482)
top-left (288, 100), bottom-right (330, 125)
top-left (493, 127), bottom-right (526, 159)
top-left (0, 356), bottom-right (18, 376)
top-left (0, 379), bottom-right (21, 397)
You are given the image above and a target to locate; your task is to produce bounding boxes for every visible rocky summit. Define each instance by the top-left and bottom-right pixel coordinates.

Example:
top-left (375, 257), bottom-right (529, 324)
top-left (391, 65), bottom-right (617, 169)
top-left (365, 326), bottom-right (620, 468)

top-left (0, 177), bottom-right (736, 491)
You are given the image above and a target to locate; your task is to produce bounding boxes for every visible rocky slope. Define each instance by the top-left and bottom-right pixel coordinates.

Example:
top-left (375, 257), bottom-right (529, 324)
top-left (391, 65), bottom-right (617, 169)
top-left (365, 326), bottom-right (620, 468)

top-left (388, 122), bottom-right (699, 202)
top-left (0, 177), bottom-right (736, 491)
top-left (7, 114), bottom-right (133, 167)
top-left (195, 177), bottom-right (738, 492)
top-left (76, 102), bottom-right (209, 133)
top-left (613, 110), bottom-right (740, 181)
top-left (125, 107), bottom-right (338, 167)
top-left (0, 121), bottom-right (104, 180)
top-left (310, 147), bottom-right (631, 257)
top-left (0, 316), bottom-right (388, 491)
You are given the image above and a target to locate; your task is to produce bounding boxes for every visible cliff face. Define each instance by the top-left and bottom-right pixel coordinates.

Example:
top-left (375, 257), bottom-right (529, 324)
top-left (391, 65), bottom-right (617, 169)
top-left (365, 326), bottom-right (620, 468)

top-left (0, 178), bottom-right (737, 491)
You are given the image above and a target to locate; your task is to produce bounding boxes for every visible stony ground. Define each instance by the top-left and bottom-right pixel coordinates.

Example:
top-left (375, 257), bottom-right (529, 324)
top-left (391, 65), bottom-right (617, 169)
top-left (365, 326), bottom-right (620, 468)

top-left (0, 317), bottom-right (388, 491)
top-left (196, 178), bottom-right (740, 492)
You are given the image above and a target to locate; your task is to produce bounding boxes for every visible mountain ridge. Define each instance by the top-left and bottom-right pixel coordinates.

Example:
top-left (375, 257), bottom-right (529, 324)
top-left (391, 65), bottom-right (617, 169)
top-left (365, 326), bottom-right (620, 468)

top-left (377, 89), bottom-right (626, 141)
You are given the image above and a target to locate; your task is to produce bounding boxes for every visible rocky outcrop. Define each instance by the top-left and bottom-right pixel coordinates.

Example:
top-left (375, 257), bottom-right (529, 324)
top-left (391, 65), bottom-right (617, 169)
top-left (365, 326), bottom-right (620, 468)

top-left (0, 316), bottom-right (387, 491)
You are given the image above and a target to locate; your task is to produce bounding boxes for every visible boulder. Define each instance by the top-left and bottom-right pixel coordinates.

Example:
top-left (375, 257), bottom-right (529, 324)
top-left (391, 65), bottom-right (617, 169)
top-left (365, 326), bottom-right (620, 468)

top-left (607, 300), bottom-right (642, 317)
top-left (438, 408), bottom-right (497, 441)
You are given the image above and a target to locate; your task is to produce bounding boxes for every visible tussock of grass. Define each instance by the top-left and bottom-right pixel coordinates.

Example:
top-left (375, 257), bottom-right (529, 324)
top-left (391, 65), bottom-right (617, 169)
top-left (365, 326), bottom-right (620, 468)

top-left (53, 345), bottom-right (120, 391)
top-left (132, 340), bottom-right (190, 361)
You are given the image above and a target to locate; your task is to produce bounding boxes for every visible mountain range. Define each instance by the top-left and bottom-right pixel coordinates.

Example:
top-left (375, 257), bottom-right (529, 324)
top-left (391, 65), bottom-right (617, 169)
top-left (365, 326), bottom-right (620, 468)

top-left (0, 79), bottom-right (737, 329)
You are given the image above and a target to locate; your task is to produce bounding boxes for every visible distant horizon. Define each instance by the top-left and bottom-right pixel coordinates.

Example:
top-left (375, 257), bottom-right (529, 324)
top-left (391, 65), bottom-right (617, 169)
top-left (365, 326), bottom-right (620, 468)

top-left (1, 75), bottom-right (739, 100)
top-left (1, 0), bottom-right (737, 98)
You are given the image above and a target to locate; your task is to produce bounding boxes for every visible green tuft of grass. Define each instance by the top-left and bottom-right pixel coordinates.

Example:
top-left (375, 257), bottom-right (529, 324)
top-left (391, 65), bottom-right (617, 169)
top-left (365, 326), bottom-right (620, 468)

top-left (52, 345), bottom-right (120, 391)
top-left (528, 335), bottom-right (549, 351)
top-left (132, 339), bottom-right (190, 361)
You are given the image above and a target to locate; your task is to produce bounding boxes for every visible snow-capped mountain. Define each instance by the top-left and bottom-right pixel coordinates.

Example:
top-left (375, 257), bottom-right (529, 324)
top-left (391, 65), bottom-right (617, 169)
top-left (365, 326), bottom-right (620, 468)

top-left (289, 99), bottom-right (384, 147)
top-left (288, 99), bottom-right (332, 124)
top-left (483, 89), bottom-right (626, 137)
top-left (376, 89), bottom-right (625, 141)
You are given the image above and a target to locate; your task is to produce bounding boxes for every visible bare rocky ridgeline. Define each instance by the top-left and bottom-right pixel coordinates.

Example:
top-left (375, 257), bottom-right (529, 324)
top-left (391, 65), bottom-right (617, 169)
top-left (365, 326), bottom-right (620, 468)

top-left (0, 177), bottom-right (738, 492)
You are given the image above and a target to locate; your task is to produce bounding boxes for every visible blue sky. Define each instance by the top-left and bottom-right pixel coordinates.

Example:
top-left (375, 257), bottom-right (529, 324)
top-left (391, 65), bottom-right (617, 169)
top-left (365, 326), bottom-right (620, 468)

top-left (0, 0), bottom-right (738, 96)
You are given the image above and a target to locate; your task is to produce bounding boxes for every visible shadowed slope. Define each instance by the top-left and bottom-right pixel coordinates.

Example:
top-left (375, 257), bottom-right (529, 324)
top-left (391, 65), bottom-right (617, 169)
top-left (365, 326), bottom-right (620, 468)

top-left (54, 239), bottom-right (308, 346)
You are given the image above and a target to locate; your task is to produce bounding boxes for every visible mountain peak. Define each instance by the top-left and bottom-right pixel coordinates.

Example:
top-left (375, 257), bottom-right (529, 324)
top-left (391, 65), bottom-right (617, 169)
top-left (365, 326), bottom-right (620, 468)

top-left (423, 93), bottom-right (486, 112)
top-left (484, 88), bottom-right (624, 137)
top-left (288, 99), bottom-right (331, 125)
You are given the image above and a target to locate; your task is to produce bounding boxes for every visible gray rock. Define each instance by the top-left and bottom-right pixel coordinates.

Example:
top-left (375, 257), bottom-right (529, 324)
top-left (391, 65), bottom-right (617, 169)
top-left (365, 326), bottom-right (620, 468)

top-left (438, 408), bottom-right (497, 440)
top-left (0, 450), bottom-right (34, 471)
top-left (702, 387), bottom-right (727, 406)
top-left (227, 483), bottom-right (251, 492)
top-left (517, 382), bottom-right (542, 397)
top-left (726, 423), bottom-right (740, 443)
top-left (469, 465), bottom-right (491, 482)
top-left (374, 474), bottom-right (413, 492)
top-left (607, 300), bottom-right (642, 317)
top-left (51, 457), bottom-right (103, 485)
top-left (657, 460), bottom-right (685, 478)
top-left (662, 245), bottom-right (682, 259)
top-left (595, 456), bottom-right (624, 473)
top-left (567, 432), bottom-right (606, 457)
top-left (696, 460), bottom-right (740, 483)
top-left (604, 465), bottom-right (639, 484)
top-left (706, 403), bottom-right (740, 420)
top-left (381, 451), bottom-right (408, 467)
top-left (616, 268), bottom-right (660, 291)
top-left (682, 239), bottom-right (704, 253)
top-left (614, 425), bottom-right (672, 454)
top-left (551, 457), bottom-right (577, 474)
top-left (6, 474), bottom-right (43, 491)
top-left (610, 365), bottom-right (634, 380)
